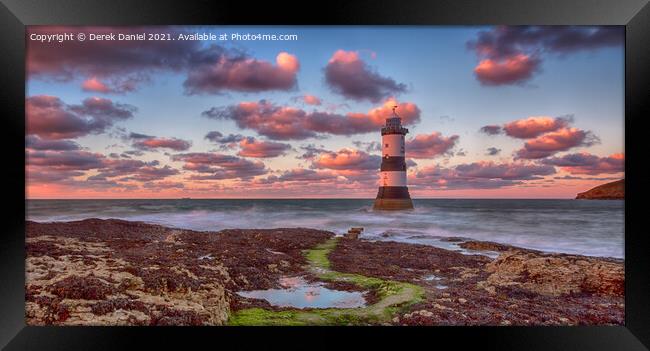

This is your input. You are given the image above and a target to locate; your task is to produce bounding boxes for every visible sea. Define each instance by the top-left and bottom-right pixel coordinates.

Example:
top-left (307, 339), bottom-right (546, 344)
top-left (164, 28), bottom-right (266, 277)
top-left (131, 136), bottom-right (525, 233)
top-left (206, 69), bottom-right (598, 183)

top-left (26, 199), bottom-right (625, 259)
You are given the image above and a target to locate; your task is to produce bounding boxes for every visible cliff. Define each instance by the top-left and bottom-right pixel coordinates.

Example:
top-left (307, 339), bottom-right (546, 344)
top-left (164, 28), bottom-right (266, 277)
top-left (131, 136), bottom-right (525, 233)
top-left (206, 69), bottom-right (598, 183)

top-left (576, 179), bottom-right (624, 200)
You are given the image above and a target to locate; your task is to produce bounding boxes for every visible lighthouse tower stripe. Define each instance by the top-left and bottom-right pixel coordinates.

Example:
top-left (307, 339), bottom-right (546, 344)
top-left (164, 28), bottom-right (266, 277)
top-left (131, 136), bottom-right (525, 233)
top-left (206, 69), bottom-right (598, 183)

top-left (382, 134), bottom-right (404, 157)
top-left (380, 171), bottom-right (407, 187)
top-left (380, 156), bottom-right (406, 171)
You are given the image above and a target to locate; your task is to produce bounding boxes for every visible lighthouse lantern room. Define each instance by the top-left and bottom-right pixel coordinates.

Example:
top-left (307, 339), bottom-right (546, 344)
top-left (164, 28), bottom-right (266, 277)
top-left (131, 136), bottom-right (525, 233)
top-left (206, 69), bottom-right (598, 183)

top-left (373, 106), bottom-right (414, 210)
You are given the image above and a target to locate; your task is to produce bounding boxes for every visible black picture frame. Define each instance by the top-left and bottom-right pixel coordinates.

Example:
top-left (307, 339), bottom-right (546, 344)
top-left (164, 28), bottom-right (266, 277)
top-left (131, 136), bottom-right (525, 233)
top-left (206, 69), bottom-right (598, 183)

top-left (1, 0), bottom-right (648, 349)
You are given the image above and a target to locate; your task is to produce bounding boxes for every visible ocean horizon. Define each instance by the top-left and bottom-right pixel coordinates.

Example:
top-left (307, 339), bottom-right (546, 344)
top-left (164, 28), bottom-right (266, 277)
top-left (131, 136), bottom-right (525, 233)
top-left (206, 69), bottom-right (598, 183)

top-left (26, 198), bottom-right (624, 259)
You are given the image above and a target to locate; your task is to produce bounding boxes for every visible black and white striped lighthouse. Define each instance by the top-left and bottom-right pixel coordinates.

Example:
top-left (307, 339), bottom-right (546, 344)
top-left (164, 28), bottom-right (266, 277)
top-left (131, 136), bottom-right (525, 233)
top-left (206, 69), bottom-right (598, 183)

top-left (373, 106), bottom-right (414, 210)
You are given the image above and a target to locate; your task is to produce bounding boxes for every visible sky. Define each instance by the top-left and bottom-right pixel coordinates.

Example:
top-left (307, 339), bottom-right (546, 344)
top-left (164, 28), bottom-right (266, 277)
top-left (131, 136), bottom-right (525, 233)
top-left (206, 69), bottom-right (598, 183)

top-left (25, 26), bottom-right (625, 199)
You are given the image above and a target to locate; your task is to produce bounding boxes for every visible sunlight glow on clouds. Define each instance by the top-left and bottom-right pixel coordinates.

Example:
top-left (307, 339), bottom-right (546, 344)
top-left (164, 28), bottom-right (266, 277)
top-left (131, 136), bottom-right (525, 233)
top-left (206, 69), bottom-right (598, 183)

top-left (204, 98), bottom-right (421, 140)
top-left (24, 26), bottom-right (624, 198)
top-left (467, 26), bottom-right (623, 86)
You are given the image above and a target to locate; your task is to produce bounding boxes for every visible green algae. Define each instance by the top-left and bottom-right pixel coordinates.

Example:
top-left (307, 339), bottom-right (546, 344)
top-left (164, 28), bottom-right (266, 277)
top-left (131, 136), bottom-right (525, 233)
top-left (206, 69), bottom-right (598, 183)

top-left (227, 237), bottom-right (425, 326)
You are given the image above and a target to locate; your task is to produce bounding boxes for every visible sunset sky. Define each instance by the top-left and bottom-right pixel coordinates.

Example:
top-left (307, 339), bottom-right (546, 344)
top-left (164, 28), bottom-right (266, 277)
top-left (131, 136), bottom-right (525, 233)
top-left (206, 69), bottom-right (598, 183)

top-left (26, 26), bottom-right (625, 199)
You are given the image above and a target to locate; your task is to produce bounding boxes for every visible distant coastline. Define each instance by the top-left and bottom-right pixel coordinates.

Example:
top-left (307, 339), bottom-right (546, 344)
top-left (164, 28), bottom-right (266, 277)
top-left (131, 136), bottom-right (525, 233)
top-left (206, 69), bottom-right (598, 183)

top-left (576, 179), bottom-right (624, 200)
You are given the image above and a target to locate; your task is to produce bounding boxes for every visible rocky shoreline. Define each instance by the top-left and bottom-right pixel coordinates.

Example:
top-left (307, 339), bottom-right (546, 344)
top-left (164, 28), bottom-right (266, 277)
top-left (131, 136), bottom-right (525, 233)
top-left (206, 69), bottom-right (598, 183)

top-left (26, 219), bottom-right (624, 326)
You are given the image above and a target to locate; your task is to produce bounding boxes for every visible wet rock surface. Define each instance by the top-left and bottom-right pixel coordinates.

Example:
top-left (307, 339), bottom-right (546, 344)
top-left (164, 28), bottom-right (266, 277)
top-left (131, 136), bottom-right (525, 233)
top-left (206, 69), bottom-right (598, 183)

top-left (329, 237), bottom-right (624, 326)
top-left (26, 219), bottom-right (332, 325)
top-left (483, 250), bottom-right (624, 297)
top-left (26, 219), bottom-right (624, 326)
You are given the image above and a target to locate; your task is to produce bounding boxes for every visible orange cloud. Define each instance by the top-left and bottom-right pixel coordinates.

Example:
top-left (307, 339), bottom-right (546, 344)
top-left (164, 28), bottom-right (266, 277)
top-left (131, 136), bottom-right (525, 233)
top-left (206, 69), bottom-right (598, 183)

top-left (204, 98), bottom-right (421, 140)
top-left (311, 148), bottom-right (380, 171)
top-left (302, 94), bottom-right (322, 106)
top-left (503, 116), bottom-right (571, 139)
top-left (362, 98), bottom-right (421, 126)
top-left (474, 54), bottom-right (540, 86)
top-left (481, 115), bottom-right (598, 159)
top-left (276, 52), bottom-right (300, 72)
top-left (516, 127), bottom-right (598, 159)
top-left (82, 77), bottom-right (111, 93)
top-left (467, 26), bottom-right (623, 86)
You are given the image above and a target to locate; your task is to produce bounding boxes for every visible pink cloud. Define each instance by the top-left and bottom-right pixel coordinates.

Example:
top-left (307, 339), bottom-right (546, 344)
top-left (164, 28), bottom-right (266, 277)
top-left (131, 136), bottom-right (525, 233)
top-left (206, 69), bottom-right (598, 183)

top-left (204, 131), bottom-right (244, 151)
top-left (411, 161), bottom-right (556, 190)
top-left (81, 76), bottom-right (144, 94)
top-left (117, 165), bottom-right (179, 182)
top-left (132, 136), bottom-right (192, 151)
top-left (473, 54), bottom-right (541, 86)
top-left (311, 148), bottom-right (380, 171)
top-left (503, 116), bottom-right (572, 139)
top-left (406, 132), bottom-right (459, 159)
top-left (481, 115), bottom-right (599, 159)
top-left (360, 98), bottom-right (421, 126)
top-left (26, 147), bottom-right (180, 189)
top-left (82, 77), bottom-right (111, 93)
top-left (27, 168), bottom-right (86, 183)
top-left (95, 159), bottom-right (179, 182)
top-left (27, 149), bottom-right (106, 171)
top-left (27, 27), bottom-right (196, 79)
top-left (275, 169), bottom-right (340, 182)
top-left (183, 52), bottom-right (299, 94)
top-left (467, 26), bottom-right (623, 86)
top-left (237, 137), bottom-right (291, 158)
top-left (208, 101), bottom-right (315, 140)
top-left (515, 127), bottom-right (598, 159)
top-left (246, 166), bottom-right (377, 196)
top-left (204, 98), bottom-right (421, 140)
top-left (27, 95), bottom-right (135, 140)
top-left (542, 152), bottom-right (624, 175)
top-left (325, 50), bottom-right (406, 102)
top-left (454, 161), bottom-right (555, 180)
top-left (26, 135), bottom-right (80, 151)
top-left (172, 152), bottom-right (267, 180)
top-left (303, 95), bottom-right (322, 106)
top-left (27, 27), bottom-right (300, 94)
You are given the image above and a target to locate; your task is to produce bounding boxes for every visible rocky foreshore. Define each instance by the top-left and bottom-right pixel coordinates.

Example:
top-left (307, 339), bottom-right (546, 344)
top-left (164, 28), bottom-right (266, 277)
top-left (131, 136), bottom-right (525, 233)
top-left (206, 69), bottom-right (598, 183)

top-left (26, 219), bottom-right (624, 326)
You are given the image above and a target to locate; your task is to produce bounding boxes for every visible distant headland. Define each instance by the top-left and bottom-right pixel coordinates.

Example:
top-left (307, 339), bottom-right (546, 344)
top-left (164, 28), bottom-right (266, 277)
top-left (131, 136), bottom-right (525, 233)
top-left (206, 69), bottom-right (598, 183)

top-left (576, 179), bottom-right (624, 200)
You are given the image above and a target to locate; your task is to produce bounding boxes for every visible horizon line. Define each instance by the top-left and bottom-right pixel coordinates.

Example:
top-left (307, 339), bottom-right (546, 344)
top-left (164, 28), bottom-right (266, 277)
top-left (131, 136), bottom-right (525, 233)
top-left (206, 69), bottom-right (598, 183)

top-left (25, 197), bottom-right (584, 200)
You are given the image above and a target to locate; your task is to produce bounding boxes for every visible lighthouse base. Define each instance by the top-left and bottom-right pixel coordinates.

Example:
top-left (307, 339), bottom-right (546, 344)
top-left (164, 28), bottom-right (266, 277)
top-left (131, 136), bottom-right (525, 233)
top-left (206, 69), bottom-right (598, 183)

top-left (373, 186), bottom-right (414, 210)
top-left (373, 198), bottom-right (414, 210)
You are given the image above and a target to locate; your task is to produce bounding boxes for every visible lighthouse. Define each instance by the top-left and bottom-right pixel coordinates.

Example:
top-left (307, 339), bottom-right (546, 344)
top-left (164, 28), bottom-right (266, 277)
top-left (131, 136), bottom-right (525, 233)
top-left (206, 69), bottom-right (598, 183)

top-left (373, 106), bottom-right (414, 210)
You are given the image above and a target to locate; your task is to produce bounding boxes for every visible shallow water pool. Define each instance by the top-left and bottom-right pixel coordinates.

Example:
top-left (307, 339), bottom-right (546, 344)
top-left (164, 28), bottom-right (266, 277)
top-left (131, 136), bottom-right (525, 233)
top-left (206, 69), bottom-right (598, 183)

top-left (237, 276), bottom-right (366, 309)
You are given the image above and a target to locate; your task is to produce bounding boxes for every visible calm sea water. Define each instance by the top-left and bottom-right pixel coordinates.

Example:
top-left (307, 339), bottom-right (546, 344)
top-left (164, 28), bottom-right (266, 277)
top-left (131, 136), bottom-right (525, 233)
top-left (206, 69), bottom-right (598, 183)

top-left (26, 199), bottom-right (624, 259)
